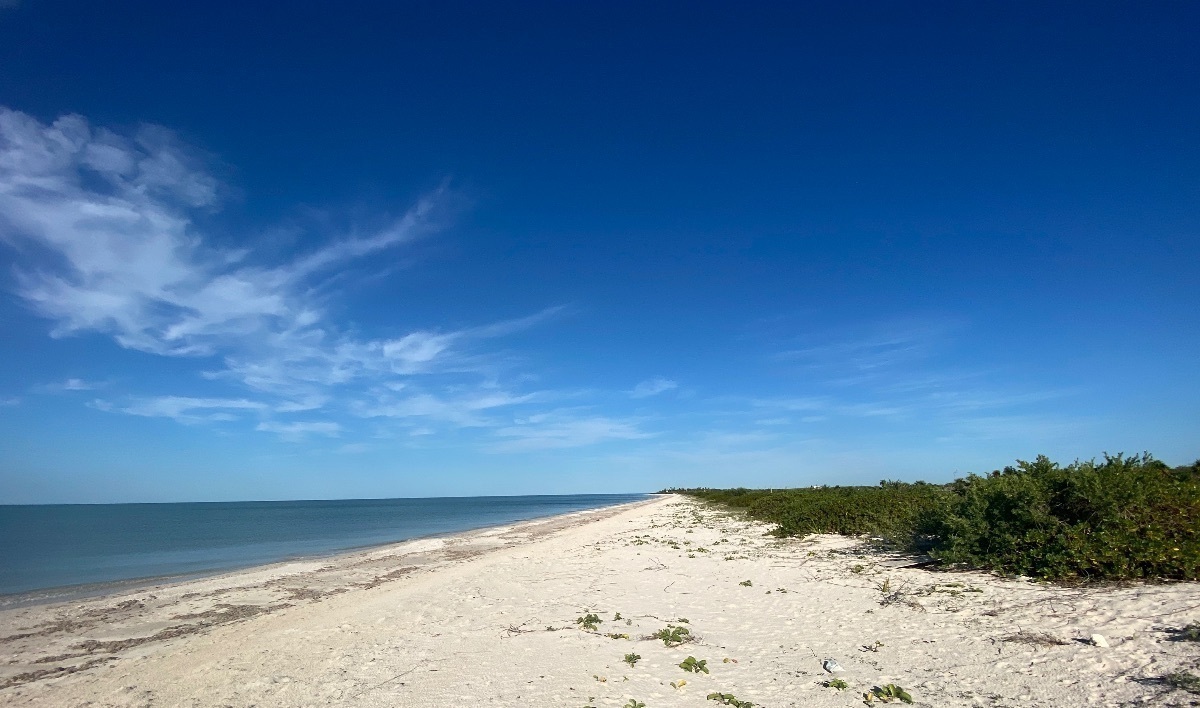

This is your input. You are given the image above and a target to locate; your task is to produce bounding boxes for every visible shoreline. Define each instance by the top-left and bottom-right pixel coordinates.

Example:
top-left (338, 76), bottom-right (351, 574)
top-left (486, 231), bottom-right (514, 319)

top-left (0, 494), bottom-right (656, 608)
top-left (3, 495), bottom-right (1198, 706)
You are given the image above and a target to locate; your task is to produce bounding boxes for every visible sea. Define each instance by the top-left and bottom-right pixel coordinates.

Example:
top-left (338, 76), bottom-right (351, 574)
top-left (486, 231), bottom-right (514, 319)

top-left (0, 493), bottom-right (649, 604)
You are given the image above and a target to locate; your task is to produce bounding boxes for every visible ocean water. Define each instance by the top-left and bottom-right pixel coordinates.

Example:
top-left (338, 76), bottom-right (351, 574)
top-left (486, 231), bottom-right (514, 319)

top-left (0, 493), bottom-right (649, 601)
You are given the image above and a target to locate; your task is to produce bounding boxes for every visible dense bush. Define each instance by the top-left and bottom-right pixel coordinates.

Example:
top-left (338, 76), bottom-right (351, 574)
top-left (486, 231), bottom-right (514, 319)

top-left (679, 482), bottom-right (948, 542)
top-left (928, 454), bottom-right (1199, 580)
top-left (670, 453), bottom-right (1200, 582)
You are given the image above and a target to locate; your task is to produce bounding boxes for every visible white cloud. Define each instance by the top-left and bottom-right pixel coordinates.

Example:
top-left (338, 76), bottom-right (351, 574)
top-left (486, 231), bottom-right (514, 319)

top-left (0, 396), bottom-right (19, 406)
top-left (630, 377), bottom-right (677, 398)
top-left (256, 420), bottom-right (341, 441)
top-left (0, 108), bottom-right (567, 436)
top-left (0, 107), bottom-right (447, 371)
top-left (40, 377), bottom-right (103, 392)
top-left (490, 412), bottom-right (652, 452)
top-left (113, 396), bottom-right (268, 423)
top-left (355, 390), bottom-right (537, 427)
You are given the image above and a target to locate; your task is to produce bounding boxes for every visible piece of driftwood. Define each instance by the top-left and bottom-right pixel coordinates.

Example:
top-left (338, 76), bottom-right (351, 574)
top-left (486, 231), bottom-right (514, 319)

top-left (877, 555), bottom-right (937, 569)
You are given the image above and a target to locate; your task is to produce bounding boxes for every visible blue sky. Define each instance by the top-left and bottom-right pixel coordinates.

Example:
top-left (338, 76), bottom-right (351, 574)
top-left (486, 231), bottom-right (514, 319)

top-left (1, 2), bottom-right (1197, 503)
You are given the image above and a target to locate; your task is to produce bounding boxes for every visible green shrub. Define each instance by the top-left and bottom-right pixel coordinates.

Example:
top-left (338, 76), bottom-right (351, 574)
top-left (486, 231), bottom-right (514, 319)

top-left (928, 454), bottom-right (1200, 580)
top-left (678, 482), bottom-right (949, 544)
top-left (673, 453), bottom-right (1200, 582)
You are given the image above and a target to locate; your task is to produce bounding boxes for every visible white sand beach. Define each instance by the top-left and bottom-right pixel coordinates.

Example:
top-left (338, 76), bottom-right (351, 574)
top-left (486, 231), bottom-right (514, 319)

top-left (2, 495), bottom-right (1198, 707)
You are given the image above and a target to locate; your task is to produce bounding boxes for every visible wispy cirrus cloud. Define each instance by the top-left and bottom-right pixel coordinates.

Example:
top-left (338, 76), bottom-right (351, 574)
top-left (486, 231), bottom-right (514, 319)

top-left (0, 108), bottom-right (584, 445)
top-left (490, 411), bottom-right (653, 452)
top-left (0, 108), bottom-right (452, 377)
top-left (36, 377), bottom-right (107, 393)
top-left (354, 389), bottom-right (538, 428)
top-left (629, 377), bottom-right (678, 398)
top-left (94, 395), bottom-right (268, 424)
top-left (256, 420), bottom-right (341, 442)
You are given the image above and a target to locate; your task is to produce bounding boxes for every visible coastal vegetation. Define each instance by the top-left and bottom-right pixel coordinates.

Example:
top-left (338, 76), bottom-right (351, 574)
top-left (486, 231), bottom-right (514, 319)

top-left (668, 453), bottom-right (1200, 581)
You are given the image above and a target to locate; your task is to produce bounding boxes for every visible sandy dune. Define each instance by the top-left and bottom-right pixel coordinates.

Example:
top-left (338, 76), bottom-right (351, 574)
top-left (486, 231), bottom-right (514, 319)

top-left (2, 495), bottom-right (1198, 707)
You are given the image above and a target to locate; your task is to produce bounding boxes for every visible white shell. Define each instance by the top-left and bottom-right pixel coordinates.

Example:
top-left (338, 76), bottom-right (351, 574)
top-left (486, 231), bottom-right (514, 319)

top-left (1090, 634), bottom-right (1109, 648)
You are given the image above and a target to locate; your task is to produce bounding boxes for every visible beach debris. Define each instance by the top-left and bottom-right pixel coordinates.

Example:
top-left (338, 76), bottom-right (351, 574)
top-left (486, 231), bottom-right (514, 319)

top-left (1090, 633), bottom-right (1109, 648)
top-left (671, 679), bottom-right (687, 689)
top-left (739, 579), bottom-right (753, 586)
top-left (1002, 630), bottom-right (1068, 647)
top-left (822, 657), bottom-right (845, 673)
top-left (878, 555), bottom-right (936, 569)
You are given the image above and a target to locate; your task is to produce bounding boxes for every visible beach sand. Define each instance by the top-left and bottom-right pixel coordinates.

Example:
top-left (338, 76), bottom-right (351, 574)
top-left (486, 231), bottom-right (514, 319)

top-left (2, 495), bottom-right (1198, 707)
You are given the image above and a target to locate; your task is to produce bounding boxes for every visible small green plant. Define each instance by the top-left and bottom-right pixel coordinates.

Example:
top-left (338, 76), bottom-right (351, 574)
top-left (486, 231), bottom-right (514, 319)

top-left (624, 700), bottom-right (646, 708)
top-left (1166, 671), bottom-right (1200, 695)
top-left (739, 579), bottom-right (753, 586)
top-left (1171, 622), bottom-right (1200, 641)
top-left (623, 652), bottom-right (641, 667)
top-left (576, 613), bottom-right (602, 631)
top-left (823, 678), bottom-right (849, 690)
top-left (679, 656), bottom-right (709, 673)
top-left (650, 624), bottom-right (693, 646)
top-left (851, 564), bottom-right (865, 574)
top-left (614, 612), bottom-right (623, 621)
top-left (861, 640), bottom-right (884, 652)
top-left (707, 693), bottom-right (755, 707)
top-left (863, 684), bottom-right (913, 704)
top-left (607, 632), bottom-right (630, 639)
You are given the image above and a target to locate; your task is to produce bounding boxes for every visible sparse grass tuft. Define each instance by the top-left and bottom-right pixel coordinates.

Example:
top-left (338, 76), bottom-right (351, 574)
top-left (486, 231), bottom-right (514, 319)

top-left (1166, 671), bottom-right (1200, 695)
top-left (1170, 622), bottom-right (1200, 642)
top-left (707, 692), bottom-right (756, 707)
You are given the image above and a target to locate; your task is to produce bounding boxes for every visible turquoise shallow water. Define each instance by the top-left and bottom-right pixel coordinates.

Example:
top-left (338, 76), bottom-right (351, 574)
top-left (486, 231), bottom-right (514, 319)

top-left (0, 493), bottom-right (649, 599)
